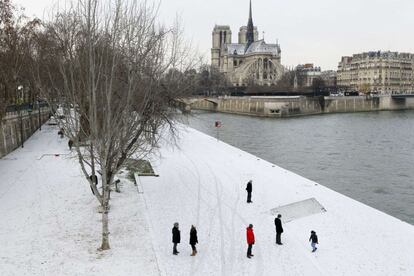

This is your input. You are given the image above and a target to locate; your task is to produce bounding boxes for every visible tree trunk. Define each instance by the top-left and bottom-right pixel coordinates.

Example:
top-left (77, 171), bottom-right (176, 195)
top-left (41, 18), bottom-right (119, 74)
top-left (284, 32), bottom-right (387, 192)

top-left (78, 112), bottom-right (90, 141)
top-left (100, 175), bottom-right (110, 250)
top-left (100, 204), bottom-right (110, 250)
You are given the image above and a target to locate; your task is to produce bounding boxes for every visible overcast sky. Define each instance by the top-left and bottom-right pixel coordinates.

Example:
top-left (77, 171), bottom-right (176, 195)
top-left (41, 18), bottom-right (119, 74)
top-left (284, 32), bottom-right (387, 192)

top-left (14, 0), bottom-right (414, 70)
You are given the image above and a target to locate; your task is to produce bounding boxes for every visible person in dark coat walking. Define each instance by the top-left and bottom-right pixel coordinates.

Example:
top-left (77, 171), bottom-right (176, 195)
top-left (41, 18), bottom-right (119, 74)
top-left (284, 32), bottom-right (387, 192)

top-left (246, 180), bottom-right (253, 203)
top-left (172, 222), bottom-right (181, 255)
top-left (68, 139), bottom-right (74, 150)
top-left (189, 225), bottom-right (198, 256)
top-left (246, 224), bottom-right (255, 258)
top-left (309, 230), bottom-right (318, 252)
top-left (274, 214), bottom-right (284, 245)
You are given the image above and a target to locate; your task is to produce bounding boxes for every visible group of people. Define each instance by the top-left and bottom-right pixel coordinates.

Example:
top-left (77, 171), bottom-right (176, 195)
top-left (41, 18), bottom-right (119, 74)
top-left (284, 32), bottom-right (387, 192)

top-left (170, 180), bottom-right (319, 259)
top-left (245, 180), bottom-right (319, 258)
top-left (172, 223), bottom-right (198, 256)
top-left (245, 215), bottom-right (319, 258)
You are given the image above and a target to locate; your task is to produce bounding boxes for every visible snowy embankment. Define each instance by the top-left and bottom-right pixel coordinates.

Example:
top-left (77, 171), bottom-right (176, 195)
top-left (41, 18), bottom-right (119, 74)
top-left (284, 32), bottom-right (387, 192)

top-left (140, 125), bottom-right (414, 276)
top-left (1, 123), bottom-right (414, 276)
top-left (0, 125), bottom-right (159, 275)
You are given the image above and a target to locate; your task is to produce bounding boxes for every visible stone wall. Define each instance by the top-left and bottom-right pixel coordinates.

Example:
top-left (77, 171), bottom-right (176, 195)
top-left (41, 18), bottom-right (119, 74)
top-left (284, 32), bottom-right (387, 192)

top-left (191, 96), bottom-right (414, 117)
top-left (192, 96), bottom-right (323, 117)
top-left (0, 108), bottom-right (50, 158)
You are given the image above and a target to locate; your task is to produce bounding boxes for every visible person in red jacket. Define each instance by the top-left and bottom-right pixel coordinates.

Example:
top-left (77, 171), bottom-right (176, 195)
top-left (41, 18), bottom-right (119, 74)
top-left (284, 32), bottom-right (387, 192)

top-left (246, 224), bottom-right (255, 258)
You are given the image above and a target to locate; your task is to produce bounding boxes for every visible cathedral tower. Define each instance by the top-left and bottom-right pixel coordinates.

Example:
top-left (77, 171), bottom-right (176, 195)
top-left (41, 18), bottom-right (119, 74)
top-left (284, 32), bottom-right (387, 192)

top-left (211, 25), bottom-right (232, 68)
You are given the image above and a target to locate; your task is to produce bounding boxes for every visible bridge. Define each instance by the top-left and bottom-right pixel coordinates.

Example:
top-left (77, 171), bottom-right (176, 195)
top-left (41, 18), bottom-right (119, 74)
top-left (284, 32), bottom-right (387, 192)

top-left (174, 97), bottom-right (220, 113)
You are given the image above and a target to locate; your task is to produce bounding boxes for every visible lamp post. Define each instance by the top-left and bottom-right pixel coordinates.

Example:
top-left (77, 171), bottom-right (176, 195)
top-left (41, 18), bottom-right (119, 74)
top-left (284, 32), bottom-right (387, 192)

top-left (17, 85), bottom-right (24, 148)
top-left (37, 97), bottom-right (41, 131)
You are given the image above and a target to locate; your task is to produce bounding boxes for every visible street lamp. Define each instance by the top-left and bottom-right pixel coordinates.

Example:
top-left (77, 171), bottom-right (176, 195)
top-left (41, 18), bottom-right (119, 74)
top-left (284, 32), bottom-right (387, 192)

top-left (17, 85), bottom-right (24, 148)
top-left (37, 97), bottom-right (41, 131)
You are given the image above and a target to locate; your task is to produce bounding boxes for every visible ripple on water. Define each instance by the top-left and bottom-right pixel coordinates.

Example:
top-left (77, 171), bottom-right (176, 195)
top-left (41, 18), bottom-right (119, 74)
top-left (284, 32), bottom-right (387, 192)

top-left (373, 188), bottom-right (390, 195)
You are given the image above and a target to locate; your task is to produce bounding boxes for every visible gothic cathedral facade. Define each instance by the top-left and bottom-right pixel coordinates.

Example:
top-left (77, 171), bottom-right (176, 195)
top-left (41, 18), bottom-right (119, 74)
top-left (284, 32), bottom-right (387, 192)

top-left (211, 1), bottom-right (284, 87)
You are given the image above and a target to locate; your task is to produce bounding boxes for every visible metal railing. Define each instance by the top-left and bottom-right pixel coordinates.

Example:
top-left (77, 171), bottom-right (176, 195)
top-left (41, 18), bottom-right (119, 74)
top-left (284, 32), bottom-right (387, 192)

top-left (5, 101), bottom-right (48, 113)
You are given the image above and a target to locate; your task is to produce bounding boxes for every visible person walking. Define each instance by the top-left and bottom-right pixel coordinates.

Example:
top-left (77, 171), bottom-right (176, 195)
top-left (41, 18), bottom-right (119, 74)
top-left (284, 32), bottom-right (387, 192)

top-left (309, 230), bottom-right (318, 252)
top-left (246, 180), bottom-right (253, 203)
top-left (274, 214), bottom-right (283, 245)
top-left (246, 224), bottom-right (255, 258)
top-left (189, 225), bottom-right (198, 256)
top-left (172, 222), bottom-right (181, 255)
top-left (68, 139), bottom-right (74, 150)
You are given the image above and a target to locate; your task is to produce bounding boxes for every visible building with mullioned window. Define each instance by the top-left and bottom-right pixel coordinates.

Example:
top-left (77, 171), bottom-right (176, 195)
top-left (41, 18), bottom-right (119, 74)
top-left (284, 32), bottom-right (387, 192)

top-left (211, 1), bottom-right (284, 87)
top-left (337, 51), bottom-right (414, 94)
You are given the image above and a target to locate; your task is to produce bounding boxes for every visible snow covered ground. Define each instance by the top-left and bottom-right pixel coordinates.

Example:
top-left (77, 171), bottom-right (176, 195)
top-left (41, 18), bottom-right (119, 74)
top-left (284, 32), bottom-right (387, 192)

top-left (140, 125), bottom-right (414, 276)
top-left (0, 125), bottom-right (159, 275)
top-left (1, 123), bottom-right (414, 276)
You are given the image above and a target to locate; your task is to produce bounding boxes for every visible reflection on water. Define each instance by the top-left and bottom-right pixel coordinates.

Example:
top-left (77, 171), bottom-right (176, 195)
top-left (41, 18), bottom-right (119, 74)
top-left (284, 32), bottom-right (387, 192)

top-left (184, 110), bottom-right (414, 225)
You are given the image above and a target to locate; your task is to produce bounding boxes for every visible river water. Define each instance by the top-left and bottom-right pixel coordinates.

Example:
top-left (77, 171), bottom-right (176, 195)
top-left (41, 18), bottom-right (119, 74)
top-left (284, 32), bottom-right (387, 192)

top-left (184, 110), bottom-right (414, 225)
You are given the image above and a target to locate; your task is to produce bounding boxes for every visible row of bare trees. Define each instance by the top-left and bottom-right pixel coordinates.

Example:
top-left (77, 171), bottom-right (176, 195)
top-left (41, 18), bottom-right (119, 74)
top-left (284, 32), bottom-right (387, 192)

top-left (2, 0), bottom-right (201, 250)
top-left (38, 0), bottom-right (201, 250)
top-left (0, 0), bottom-right (40, 116)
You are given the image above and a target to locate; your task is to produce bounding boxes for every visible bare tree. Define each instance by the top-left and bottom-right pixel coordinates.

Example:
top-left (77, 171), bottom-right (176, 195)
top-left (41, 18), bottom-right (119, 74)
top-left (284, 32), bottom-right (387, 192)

top-left (0, 0), bottom-right (40, 116)
top-left (196, 65), bottom-right (229, 96)
top-left (34, 0), bottom-right (196, 250)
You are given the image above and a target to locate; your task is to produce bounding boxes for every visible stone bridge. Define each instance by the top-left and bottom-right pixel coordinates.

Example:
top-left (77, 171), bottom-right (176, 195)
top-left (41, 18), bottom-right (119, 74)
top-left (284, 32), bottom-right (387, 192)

top-left (174, 97), bottom-right (220, 113)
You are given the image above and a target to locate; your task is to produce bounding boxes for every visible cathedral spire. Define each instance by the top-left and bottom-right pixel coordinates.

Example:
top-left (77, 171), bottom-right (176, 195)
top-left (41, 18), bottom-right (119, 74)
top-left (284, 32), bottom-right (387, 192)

top-left (246, 0), bottom-right (254, 49)
top-left (249, 0), bottom-right (252, 20)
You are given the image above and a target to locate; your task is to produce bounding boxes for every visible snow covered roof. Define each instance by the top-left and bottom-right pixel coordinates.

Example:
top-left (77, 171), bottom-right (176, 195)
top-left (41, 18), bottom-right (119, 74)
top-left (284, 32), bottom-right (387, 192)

top-left (226, 44), bottom-right (246, 55)
top-left (226, 40), bottom-right (281, 56)
top-left (245, 39), bottom-right (280, 55)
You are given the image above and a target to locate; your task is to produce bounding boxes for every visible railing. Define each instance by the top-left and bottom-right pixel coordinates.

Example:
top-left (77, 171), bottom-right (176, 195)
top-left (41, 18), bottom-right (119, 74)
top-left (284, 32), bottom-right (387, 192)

top-left (5, 101), bottom-right (48, 113)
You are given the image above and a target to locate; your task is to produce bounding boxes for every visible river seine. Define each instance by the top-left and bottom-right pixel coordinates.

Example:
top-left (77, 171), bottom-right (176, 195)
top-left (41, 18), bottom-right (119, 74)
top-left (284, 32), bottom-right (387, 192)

top-left (185, 110), bottom-right (414, 225)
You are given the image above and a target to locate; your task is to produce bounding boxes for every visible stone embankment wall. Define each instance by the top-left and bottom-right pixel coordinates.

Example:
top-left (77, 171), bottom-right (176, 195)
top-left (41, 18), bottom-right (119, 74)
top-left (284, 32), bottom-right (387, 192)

top-left (191, 96), bottom-right (414, 117)
top-left (0, 108), bottom-right (50, 158)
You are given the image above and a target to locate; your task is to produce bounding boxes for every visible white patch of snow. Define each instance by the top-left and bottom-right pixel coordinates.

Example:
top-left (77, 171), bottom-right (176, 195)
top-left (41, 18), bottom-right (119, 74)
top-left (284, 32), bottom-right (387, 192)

top-left (140, 126), bottom-right (414, 276)
top-left (1, 123), bottom-right (413, 275)
top-left (0, 125), bottom-right (159, 275)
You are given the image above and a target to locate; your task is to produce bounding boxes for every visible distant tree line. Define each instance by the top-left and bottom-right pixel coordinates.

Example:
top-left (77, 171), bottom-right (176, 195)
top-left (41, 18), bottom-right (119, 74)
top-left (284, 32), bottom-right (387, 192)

top-left (0, 0), bottom-right (41, 117)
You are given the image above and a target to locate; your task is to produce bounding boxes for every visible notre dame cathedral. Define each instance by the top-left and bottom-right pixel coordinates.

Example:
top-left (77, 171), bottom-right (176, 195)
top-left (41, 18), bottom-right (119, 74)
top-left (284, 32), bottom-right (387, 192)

top-left (211, 0), bottom-right (284, 87)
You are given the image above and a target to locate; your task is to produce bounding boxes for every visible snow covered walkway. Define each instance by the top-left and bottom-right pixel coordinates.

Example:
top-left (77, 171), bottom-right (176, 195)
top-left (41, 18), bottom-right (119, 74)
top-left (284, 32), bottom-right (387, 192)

top-left (0, 125), bottom-right (159, 275)
top-left (1, 123), bottom-right (414, 275)
top-left (141, 126), bottom-right (414, 276)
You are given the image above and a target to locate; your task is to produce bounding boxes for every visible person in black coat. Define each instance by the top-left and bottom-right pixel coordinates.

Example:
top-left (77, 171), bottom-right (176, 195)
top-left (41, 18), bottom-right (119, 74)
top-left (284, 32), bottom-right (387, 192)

top-left (274, 214), bottom-right (284, 245)
top-left (309, 230), bottom-right (318, 252)
top-left (68, 139), bottom-right (74, 150)
top-left (172, 222), bottom-right (181, 255)
top-left (189, 225), bottom-right (198, 256)
top-left (246, 180), bottom-right (253, 203)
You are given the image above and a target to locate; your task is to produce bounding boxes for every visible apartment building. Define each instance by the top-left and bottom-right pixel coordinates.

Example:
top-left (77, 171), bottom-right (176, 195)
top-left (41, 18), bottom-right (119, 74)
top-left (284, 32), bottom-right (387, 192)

top-left (337, 51), bottom-right (414, 94)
